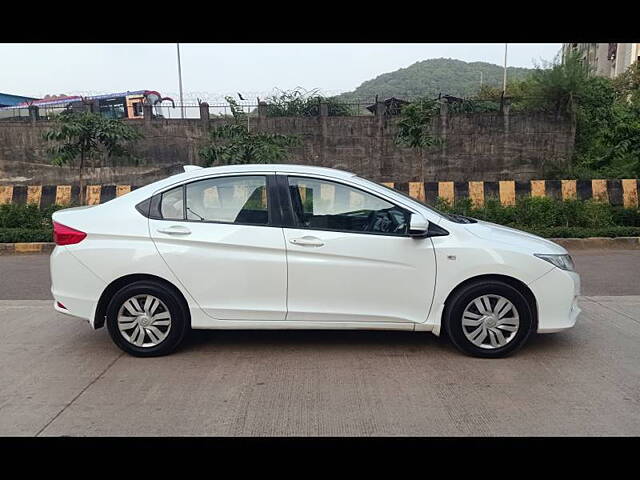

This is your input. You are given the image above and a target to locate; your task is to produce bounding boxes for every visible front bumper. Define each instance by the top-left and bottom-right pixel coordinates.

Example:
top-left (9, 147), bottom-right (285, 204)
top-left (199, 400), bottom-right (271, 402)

top-left (528, 267), bottom-right (581, 333)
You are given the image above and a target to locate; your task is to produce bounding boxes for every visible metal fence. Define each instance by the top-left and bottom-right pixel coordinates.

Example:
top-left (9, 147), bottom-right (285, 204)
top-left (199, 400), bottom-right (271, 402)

top-left (0, 94), bottom-right (564, 122)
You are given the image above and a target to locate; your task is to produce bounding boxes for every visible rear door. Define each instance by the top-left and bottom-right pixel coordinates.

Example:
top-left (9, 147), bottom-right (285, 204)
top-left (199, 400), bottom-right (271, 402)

top-left (279, 174), bottom-right (437, 324)
top-left (149, 174), bottom-right (288, 321)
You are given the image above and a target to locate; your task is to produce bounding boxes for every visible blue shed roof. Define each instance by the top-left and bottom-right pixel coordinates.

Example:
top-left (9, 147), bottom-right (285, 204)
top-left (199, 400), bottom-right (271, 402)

top-left (0, 92), bottom-right (39, 107)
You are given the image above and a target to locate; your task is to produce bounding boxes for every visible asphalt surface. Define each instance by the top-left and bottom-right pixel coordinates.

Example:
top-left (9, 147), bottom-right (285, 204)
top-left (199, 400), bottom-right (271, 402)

top-left (0, 249), bottom-right (638, 436)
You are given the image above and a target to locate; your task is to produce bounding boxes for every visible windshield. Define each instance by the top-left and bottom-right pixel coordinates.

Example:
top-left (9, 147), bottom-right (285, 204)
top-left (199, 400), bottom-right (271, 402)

top-left (357, 177), bottom-right (477, 224)
top-left (357, 177), bottom-right (447, 214)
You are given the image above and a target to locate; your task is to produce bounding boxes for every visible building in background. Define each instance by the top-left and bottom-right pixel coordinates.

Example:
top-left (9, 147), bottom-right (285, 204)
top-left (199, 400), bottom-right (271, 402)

top-left (0, 92), bottom-right (38, 107)
top-left (563, 43), bottom-right (640, 78)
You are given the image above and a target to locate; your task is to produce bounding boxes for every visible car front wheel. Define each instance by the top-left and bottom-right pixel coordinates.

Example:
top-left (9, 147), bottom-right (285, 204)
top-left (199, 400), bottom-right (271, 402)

top-left (444, 280), bottom-right (534, 358)
top-left (105, 281), bottom-right (189, 357)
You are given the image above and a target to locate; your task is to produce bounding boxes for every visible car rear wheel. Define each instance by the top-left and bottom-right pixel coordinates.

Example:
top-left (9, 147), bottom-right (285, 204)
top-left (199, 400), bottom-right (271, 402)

top-left (106, 281), bottom-right (189, 357)
top-left (444, 280), bottom-right (534, 358)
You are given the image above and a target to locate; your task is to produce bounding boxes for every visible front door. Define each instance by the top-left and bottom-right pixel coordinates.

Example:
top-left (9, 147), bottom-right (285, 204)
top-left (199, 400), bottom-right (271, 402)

top-left (149, 174), bottom-right (287, 321)
top-left (281, 175), bottom-right (436, 324)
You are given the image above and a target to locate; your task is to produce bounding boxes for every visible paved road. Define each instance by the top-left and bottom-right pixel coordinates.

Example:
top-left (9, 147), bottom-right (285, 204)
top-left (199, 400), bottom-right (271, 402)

top-left (0, 249), bottom-right (638, 300)
top-left (0, 296), bottom-right (638, 436)
top-left (0, 250), bottom-right (638, 436)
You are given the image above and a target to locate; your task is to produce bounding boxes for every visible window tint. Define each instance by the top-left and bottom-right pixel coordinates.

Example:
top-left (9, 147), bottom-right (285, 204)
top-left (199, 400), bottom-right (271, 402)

top-left (185, 176), bottom-right (269, 225)
top-left (160, 186), bottom-right (184, 220)
top-left (288, 177), bottom-right (410, 235)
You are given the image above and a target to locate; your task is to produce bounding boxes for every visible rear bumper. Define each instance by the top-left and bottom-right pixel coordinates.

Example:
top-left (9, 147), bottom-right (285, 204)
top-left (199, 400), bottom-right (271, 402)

top-left (529, 267), bottom-right (581, 333)
top-left (50, 246), bottom-right (105, 327)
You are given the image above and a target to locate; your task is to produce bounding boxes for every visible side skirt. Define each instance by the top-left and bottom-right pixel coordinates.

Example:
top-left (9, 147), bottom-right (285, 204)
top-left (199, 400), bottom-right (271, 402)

top-left (191, 320), bottom-right (422, 331)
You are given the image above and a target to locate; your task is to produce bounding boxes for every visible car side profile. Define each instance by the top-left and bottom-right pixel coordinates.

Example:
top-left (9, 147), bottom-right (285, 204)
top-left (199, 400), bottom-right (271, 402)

top-left (50, 164), bottom-right (581, 358)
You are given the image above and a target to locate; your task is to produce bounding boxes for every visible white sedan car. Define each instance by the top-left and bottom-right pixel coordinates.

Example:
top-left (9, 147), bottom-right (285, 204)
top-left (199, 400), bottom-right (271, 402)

top-left (50, 164), bottom-right (580, 358)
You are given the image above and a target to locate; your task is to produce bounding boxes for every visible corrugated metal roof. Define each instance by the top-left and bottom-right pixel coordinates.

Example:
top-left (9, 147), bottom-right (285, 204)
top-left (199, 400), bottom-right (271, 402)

top-left (0, 92), bottom-right (38, 107)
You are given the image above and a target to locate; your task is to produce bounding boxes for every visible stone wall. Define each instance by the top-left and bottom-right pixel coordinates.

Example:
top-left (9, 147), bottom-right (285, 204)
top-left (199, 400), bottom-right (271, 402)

top-left (0, 107), bottom-right (576, 186)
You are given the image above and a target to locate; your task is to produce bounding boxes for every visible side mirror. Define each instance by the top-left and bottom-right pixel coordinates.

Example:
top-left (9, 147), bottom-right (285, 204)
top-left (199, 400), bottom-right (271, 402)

top-left (409, 213), bottom-right (429, 238)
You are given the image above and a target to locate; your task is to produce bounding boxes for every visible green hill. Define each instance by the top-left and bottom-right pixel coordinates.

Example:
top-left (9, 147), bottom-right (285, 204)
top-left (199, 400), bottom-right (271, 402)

top-left (333, 58), bottom-right (535, 102)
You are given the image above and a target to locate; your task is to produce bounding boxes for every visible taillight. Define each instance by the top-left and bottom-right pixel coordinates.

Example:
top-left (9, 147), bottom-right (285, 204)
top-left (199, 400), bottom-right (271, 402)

top-left (53, 222), bottom-right (87, 246)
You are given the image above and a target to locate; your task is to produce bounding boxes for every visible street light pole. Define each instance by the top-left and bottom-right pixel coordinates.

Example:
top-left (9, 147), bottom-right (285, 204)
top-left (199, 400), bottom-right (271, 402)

top-left (176, 43), bottom-right (185, 119)
top-left (503, 43), bottom-right (508, 94)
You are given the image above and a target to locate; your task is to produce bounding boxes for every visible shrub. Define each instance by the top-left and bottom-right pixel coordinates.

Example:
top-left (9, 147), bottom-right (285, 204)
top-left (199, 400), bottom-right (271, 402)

top-left (434, 196), bottom-right (625, 229)
top-left (611, 206), bottom-right (640, 226)
top-left (0, 228), bottom-right (53, 243)
top-left (513, 197), bottom-right (560, 228)
top-left (514, 226), bottom-right (640, 238)
top-left (0, 204), bottom-right (47, 229)
top-left (0, 203), bottom-right (67, 231)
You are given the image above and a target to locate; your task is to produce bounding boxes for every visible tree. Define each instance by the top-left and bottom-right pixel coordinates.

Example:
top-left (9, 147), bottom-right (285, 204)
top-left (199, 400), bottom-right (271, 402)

top-left (394, 97), bottom-right (441, 181)
top-left (395, 97), bottom-right (440, 150)
top-left (264, 88), bottom-right (352, 117)
top-left (612, 60), bottom-right (640, 104)
top-left (199, 97), bottom-right (301, 166)
top-left (44, 111), bottom-right (142, 204)
top-left (516, 51), bottom-right (591, 117)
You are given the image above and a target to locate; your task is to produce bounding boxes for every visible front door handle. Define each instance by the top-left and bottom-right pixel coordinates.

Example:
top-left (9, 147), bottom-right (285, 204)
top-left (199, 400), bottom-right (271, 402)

top-left (289, 236), bottom-right (324, 247)
top-left (157, 225), bottom-right (192, 235)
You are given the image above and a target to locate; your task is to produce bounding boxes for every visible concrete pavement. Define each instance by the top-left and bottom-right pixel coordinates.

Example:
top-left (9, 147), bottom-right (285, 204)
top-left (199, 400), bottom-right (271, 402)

top-left (0, 296), bottom-right (639, 436)
top-left (0, 249), bottom-right (638, 436)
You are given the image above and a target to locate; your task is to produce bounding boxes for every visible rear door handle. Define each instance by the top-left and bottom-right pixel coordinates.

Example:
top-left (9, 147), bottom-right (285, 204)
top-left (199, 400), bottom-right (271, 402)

top-left (156, 225), bottom-right (192, 235)
top-left (289, 236), bottom-right (324, 247)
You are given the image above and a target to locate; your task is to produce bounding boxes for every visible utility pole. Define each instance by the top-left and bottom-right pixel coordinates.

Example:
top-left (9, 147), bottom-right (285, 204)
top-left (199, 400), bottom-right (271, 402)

top-left (176, 43), bottom-right (185, 119)
top-left (503, 43), bottom-right (508, 94)
top-left (480, 71), bottom-right (483, 87)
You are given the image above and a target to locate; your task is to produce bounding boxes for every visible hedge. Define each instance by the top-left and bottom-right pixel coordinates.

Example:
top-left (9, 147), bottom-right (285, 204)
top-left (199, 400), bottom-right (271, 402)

top-left (0, 228), bottom-right (53, 243)
top-left (435, 196), bottom-right (640, 229)
top-left (0, 203), bottom-right (66, 230)
top-left (512, 226), bottom-right (640, 238)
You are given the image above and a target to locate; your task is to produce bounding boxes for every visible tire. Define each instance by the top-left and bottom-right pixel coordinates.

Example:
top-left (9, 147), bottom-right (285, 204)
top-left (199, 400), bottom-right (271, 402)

top-left (105, 280), bottom-right (189, 357)
top-left (444, 280), bottom-right (534, 358)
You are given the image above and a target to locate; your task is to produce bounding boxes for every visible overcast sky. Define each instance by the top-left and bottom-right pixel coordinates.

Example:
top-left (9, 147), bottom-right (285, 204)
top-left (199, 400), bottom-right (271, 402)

top-left (1, 43), bottom-right (562, 102)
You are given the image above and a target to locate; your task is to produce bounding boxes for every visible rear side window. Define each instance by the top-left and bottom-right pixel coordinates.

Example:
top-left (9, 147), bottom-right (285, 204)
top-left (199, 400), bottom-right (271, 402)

top-left (185, 176), bottom-right (269, 225)
top-left (160, 186), bottom-right (184, 220)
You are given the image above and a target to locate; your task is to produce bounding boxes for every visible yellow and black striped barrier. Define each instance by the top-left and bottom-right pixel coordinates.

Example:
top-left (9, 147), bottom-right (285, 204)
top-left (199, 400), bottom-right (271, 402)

top-left (380, 179), bottom-right (638, 208)
top-left (0, 180), bottom-right (638, 208)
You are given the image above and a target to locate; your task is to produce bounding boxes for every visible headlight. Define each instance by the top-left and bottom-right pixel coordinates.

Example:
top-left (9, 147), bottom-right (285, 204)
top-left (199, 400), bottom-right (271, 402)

top-left (534, 253), bottom-right (575, 271)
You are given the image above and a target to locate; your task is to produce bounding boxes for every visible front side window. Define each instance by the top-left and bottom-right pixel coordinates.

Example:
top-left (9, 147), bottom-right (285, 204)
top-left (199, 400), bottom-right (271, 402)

top-left (185, 175), bottom-right (269, 225)
top-left (288, 177), bottom-right (410, 235)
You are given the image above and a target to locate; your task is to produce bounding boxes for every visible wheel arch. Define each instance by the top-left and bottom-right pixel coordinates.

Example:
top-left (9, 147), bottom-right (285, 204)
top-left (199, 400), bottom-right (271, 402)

top-left (93, 273), bottom-right (191, 329)
top-left (441, 274), bottom-right (538, 334)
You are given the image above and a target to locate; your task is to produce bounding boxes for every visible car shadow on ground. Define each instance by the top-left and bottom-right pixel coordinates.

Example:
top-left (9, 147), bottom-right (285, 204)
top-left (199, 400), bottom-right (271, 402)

top-left (183, 328), bottom-right (450, 351)
top-left (178, 327), bottom-right (574, 357)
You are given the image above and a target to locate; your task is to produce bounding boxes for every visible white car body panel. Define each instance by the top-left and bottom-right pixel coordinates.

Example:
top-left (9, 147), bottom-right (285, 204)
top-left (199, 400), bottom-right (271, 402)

top-left (149, 220), bottom-right (288, 322)
top-left (283, 227), bottom-right (436, 323)
top-left (50, 164), bottom-right (581, 338)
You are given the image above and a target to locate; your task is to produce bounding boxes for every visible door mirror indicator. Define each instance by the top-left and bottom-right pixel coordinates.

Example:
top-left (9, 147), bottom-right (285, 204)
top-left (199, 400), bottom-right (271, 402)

top-left (409, 214), bottom-right (429, 238)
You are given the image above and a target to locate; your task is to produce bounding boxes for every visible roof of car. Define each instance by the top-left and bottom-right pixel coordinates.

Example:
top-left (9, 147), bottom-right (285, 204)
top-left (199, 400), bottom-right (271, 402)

top-left (178, 164), bottom-right (357, 180)
top-left (116, 164), bottom-right (361, 204)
